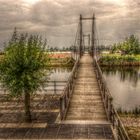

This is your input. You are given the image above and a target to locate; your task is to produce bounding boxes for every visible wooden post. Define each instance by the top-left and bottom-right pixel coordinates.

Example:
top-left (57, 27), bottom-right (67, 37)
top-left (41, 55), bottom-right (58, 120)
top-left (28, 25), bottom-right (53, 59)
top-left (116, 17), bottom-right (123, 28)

top-left (83, 35), bottom-right (85, 52)
top-left (79, 14), bottom-right (83, 57)
top-left (88, 34), bottom-right (90, 52)
top-left (60, 97), bottom-right (63, 120)
top-left (91, 14), bottom-right (95, 57)
top-left (54, 81), bottom-right (56, 94)
top-left (109, 97), bottom-right (112, 121)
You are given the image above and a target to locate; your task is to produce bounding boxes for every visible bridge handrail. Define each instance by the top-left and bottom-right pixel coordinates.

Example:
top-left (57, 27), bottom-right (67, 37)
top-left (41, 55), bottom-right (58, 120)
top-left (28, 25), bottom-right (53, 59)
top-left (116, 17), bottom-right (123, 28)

top-left (94, 58), bottom-right (130, 140)
top-left (59, 57), bottom-right (80, 120)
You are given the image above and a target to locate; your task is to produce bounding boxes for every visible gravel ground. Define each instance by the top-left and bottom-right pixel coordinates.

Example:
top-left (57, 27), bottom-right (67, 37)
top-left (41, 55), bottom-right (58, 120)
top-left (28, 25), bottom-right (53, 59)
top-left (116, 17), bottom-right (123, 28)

top-left (0, 94), bottom-right (60, 124)
top-left (120, 115), bottom-right (140, 140)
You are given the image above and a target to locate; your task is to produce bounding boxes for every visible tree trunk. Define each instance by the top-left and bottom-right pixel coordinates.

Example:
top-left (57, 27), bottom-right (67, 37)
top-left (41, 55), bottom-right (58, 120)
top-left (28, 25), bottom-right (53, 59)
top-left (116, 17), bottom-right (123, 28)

top-left (24, 91), bottom-right (31, 122)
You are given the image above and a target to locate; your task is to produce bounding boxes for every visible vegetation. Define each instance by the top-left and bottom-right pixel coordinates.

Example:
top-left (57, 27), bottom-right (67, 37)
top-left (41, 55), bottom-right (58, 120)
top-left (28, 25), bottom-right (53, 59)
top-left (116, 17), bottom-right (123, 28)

top-left (111, 35), bottom-right (140, 55)
top-left (0, 29), bottom-right (50, 122)
top-left (99, 35), bottom-right (140, 66)
top-left (99, 54), bottom-right (140, 66)
top-left (50, 57), bottom-right (75, 67)
top-left (48, 45), bottom-right (75, 52)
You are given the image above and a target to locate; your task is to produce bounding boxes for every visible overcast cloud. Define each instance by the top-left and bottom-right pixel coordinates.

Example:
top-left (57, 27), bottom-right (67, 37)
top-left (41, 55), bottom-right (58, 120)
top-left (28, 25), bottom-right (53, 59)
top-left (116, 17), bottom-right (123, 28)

top-left (0, 0), bottom-right (140, 49)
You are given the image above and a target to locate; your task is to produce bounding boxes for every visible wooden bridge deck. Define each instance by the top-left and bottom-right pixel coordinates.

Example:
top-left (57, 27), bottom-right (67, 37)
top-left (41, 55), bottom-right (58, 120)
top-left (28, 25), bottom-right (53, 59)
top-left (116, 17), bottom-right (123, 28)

top-left (65, 53), bottom-right (108, 122)
top-left (59, 53), bottom-right (114, 140)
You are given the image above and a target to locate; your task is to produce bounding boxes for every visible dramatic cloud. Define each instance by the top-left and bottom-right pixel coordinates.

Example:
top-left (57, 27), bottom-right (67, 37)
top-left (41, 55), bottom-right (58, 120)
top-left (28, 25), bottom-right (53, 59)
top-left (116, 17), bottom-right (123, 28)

top-left (0, 0), bottom-right (139, 49)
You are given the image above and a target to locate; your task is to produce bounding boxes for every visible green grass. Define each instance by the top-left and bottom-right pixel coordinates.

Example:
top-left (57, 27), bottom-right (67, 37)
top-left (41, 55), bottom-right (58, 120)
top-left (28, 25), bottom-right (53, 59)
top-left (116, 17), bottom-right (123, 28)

top-left (99, 54), bottom-right (140, 66)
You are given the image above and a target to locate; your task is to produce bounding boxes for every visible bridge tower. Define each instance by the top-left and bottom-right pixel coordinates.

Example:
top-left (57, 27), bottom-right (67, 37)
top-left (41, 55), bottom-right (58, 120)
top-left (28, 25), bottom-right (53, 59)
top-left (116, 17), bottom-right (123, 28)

top-left (79, 14), bottom-right (95, 57)
top-left (91, 14), bottom-right (95, 57)
top-left (79, 15), bottom-right (83, 57)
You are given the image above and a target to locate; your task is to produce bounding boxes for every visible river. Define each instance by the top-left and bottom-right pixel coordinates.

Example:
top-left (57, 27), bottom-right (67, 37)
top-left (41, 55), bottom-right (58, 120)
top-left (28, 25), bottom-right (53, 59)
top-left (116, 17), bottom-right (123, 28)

top-left (101, 66), bottom-right (140, 111)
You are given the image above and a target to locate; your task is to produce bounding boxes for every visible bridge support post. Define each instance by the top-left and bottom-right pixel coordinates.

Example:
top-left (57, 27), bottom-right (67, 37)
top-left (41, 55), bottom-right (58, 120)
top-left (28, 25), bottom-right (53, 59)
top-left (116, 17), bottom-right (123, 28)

top-left (79, 14), bottom-right (83, 57)
top-left (60, 97), bottom-right (63, 120)
top-left (91, 14), bottom-right (95, 57)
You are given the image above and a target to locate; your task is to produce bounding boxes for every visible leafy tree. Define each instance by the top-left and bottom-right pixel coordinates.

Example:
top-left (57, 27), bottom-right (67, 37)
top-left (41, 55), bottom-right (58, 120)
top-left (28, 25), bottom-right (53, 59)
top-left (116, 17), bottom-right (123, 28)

top-left (111, 43), bottom-right (118, 53)
top-left (53, 47), bottom-right (58, 51)
top-left (0, 29), bottom-right (50, 122)
top-left (62, 46), bottom-right (66, 51)
top-left (127, 35), bottom-right (140, 54)
top-left (111, 35), bottom-right (140, 55)
top-left (49, 46), bottom-right (54, 52)
top-left (69, 46), bottom-right (75, 51)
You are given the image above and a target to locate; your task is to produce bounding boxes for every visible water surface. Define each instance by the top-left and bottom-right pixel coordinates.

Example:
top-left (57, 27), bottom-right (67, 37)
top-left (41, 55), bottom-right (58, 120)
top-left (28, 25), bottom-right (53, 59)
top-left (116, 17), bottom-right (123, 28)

top-left (49, 67), bottom-right (72, 81)
top-left (0, 67), bottom-right (72, 95)
top-left (43, 67), bottom-right (72, 94)
top-left (101, 66), bottom-right (140, 111)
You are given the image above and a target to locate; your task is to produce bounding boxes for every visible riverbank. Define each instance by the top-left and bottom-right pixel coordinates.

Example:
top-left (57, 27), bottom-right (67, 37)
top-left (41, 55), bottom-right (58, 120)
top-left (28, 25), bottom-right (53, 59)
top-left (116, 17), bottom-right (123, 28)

top-left (119, 114), bottom-right (140, 140)
top-left (0, 52), bottom-right (75, 67)
top-left (99, 54), bottom-right (140, 66)
top-left (49, 57), bottom-right (75, 67)
top-left (101, 64), bottom-right (140, 139)
top-left (48, 52), bottom-right (75, 67)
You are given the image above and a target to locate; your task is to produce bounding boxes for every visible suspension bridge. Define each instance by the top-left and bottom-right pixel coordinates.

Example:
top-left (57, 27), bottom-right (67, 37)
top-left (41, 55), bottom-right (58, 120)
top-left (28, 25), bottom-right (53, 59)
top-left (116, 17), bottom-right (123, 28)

top-left (0, 14), bottom-right (130, 140)
top-left (58, 14), bottom-right (130, 140)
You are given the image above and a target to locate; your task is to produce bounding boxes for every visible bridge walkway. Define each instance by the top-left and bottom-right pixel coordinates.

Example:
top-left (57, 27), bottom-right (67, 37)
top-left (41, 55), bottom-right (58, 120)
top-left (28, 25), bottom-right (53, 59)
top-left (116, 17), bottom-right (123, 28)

top-left (65, 53), bottom-right (107, 122)
top-left (60, 53), bottom-right (114, 140)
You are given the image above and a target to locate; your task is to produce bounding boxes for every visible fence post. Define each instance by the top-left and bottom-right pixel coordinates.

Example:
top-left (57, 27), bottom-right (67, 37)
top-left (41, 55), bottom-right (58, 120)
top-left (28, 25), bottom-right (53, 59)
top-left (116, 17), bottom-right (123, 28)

top-left (60, 97), bottom-right (63, 120)
top-left (54, 81), bottom-right (56, 94)
top-left (112, 109), bottom-right (115, 128)
top-left (117, 119), bottom-right (121, 140)
top-left (109, 97), bottom-right (113, 121)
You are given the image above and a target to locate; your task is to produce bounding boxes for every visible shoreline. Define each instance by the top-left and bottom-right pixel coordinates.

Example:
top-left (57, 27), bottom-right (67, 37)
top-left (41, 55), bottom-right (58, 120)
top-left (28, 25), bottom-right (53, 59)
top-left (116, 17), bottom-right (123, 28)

top-left (99, 62), bottom-right (140, 66)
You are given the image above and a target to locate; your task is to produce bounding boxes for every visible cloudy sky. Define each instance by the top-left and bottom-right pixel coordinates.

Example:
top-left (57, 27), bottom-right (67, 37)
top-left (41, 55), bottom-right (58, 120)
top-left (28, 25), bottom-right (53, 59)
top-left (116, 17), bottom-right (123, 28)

top-left (0, 0), bottom-right (140, 49)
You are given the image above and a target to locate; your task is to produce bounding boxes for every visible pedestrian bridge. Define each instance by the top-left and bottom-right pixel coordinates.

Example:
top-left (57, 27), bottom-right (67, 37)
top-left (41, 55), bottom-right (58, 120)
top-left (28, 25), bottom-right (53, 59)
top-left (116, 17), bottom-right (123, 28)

top-left (57, 14), bottom-right (130, 140)
top-left (65, 53), bottom-right (107, 122)
top-left (58, 53), bottom-right (130, 140)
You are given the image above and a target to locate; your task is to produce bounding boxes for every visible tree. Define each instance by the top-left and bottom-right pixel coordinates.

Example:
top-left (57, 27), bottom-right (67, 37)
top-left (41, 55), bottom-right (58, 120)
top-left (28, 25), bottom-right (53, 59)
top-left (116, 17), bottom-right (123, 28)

top-left (0, 29), bottom-right (50, 122)
top-left (127, 35), bottom-right (140, 54)
top-left (111, 35), bottom-right (140, 55)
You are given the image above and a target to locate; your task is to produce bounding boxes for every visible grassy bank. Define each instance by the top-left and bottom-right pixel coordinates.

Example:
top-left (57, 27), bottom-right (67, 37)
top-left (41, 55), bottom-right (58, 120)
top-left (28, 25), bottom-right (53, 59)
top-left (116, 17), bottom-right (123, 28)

top-left (99, 54), bottom-right (140, 66)
top-left (0, 53), bottom-right (75, 67)
top-left (49, 57), bottom-right (75, 67)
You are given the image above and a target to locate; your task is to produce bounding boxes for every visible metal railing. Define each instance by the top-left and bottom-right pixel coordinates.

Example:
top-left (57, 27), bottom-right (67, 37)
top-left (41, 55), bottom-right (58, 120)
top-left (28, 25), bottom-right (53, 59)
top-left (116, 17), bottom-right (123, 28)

top-left (94, 58), bottom-right (130, 140)
top-left (0, 81), bottom-right (67, 95)
top-left (42, 81), bottom-right (67, 94)
top-left (60, 57), bottom-right (80, 120)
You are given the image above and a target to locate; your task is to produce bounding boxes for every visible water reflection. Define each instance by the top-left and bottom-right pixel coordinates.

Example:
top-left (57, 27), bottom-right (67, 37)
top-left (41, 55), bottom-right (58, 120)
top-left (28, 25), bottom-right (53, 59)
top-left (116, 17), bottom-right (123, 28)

top-left (0, 67), bottom-right (72, 95)
top-left (49, 67), bottom-right (72, 81)
top-left (101, 66), bottom-right (140, 111)
top-left (101, 67), bottom-right (140, 87)
top-left (42, 67), bottom-right (72, 94)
